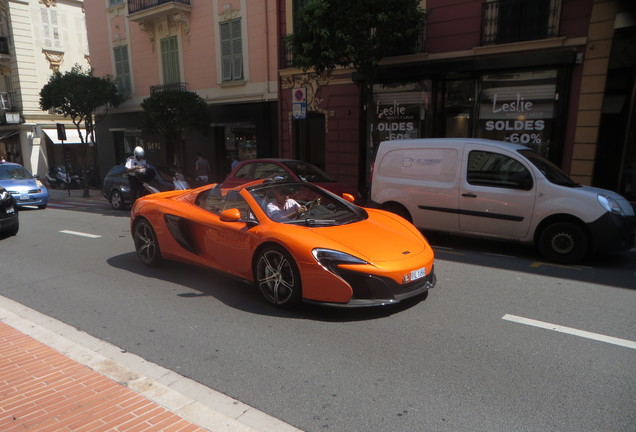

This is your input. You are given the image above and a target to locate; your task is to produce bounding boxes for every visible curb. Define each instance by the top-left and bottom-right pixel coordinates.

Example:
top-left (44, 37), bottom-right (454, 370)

top-left (0, 295), bottom-right (304, 432)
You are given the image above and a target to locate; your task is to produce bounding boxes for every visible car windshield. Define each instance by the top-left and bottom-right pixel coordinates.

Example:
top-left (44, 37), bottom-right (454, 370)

top-left (282, 161), bottom-right (334, 182)
top-left (518, 149), bottom-right (580, 187)
top-left (0, 165), bottom-right (33, 180)
top-left (249, 182), bottom-right (366, 226)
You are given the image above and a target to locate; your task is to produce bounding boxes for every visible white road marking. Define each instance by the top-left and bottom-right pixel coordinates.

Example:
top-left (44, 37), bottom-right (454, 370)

top-left (59, 230), bottom-right (101, 239)
top-left (502, 314), bottom-right (636, 350)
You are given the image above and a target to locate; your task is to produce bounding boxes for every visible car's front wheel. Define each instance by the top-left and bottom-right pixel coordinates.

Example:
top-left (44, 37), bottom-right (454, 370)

top-left (133, 218), bottom-right (163, 266)
top-left (110, 190), bottom-right (125, 210)
top-left (538, 221), bottom-right (588, 264)
top-left (254, 246), bottom-right (301, 307)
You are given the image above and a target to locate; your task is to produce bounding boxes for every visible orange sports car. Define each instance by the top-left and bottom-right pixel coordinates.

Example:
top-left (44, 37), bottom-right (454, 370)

top-left (130, 180), bottom-right (436, 308)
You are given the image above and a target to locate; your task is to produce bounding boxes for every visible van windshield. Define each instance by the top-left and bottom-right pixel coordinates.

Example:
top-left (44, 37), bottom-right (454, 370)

top-left (518, 150), bottom-right (580, 187)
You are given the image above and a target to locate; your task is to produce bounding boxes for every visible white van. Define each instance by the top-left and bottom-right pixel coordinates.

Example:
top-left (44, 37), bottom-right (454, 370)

top-left (370, 138), bottom-right (635, 264)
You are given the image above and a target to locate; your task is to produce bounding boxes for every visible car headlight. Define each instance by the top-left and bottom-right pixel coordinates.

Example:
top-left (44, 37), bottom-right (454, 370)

top-left (0, 190), bottom-right (9, 200)
top-left (312, 248), bottom-right (368, 273)
top-left (597, 194), bottom-right (624, 215)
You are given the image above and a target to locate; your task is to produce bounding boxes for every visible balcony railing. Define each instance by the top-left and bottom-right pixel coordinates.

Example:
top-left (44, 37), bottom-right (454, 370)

top-left (128, 0), bottom-right (191, 15)
top-left (150, 82), bottom-right (187, 94)
top-left (481, 0), bottom-right (561, 45)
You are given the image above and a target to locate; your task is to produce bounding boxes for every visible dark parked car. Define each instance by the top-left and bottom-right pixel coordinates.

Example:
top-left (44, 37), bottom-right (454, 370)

top-left (0, 186), bottom-right (19, 237)
top-left (102, 164), bottom-right (188, 210)
top-left (220, 159), bottom-right (363, 203)
top-left (0, 161), bottom-right (48, 209)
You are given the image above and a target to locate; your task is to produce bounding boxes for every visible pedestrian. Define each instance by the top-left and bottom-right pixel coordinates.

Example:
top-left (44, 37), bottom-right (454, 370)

top-left (125, 146), bottom-right (149, 202)
top-left (230, 155), bottom-right (240, 170)
top-left (195, 152), bottom-right (211, 183)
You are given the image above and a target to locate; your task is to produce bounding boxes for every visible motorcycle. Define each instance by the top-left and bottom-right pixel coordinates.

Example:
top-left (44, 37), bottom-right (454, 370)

top-left (136, 165), bottom-right (190, 195)
top-left (45, 166), bottom-right (82, 189)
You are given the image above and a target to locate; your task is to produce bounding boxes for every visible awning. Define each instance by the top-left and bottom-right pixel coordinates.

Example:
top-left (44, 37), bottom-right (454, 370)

top-left (43, 128), bottom-right (92, 145)
top-left (0, 130), bottom-right (18, 140)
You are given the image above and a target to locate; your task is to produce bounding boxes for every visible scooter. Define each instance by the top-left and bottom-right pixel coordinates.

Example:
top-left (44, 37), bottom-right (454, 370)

top-left (45, 166), bottom-right (83, 189)
top-left (137, 166), bottom-right (190, 195)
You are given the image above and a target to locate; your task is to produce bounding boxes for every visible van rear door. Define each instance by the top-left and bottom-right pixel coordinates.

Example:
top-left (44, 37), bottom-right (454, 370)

top-left (458, 145), bottom-right (536, 239)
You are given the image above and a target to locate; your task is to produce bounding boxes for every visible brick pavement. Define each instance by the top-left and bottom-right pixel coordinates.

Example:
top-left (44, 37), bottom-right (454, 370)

top-left (0, 321), bottom-right (207, 432)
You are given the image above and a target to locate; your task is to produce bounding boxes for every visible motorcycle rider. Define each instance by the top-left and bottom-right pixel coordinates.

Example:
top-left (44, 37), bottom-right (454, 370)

top-left (125, 146), bottom-right (149, 202)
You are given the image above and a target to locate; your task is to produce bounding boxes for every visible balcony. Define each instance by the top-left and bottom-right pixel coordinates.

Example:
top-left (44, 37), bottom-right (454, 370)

top-left (128, 0), bottom-right (191, 23)
top-left (150, 82), bottom-right (187, 94)
top-left (481, 0), bottom-right (561, 45)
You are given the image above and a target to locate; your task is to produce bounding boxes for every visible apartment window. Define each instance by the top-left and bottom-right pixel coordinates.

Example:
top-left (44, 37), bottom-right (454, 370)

top-left (114, 46), bottom-right (131, 95)
top-left (109, 0), bottom-right (125, 6)
top-left (220, 19), bottom-right (243, 81)
top-left (41, 7), bottom-right (61, 50)
top-left (160, 36), bottom-right (181, 84)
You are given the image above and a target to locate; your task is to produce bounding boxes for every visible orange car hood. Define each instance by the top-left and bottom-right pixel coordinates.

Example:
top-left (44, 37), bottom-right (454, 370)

top-left (305, 213), bottom-right (427, 263)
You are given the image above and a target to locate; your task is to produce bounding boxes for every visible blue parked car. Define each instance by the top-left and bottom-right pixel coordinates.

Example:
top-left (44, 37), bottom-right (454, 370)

top-left (0, 161), bottom-right (48, 209)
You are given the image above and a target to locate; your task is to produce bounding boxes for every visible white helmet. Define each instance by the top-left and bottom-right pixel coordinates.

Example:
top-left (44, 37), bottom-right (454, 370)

top-left (134, 146), bottom-right (144, 158)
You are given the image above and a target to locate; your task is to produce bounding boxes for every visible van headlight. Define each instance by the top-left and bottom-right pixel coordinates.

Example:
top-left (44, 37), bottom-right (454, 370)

top-left (0, 189), bottom-right (9, 200)
top-left (597, 194), bottom-right (624, 215)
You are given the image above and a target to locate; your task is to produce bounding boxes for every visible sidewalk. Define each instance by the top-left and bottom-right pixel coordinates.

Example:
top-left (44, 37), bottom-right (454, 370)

top-left (0, 296), bottom-right (303, 432)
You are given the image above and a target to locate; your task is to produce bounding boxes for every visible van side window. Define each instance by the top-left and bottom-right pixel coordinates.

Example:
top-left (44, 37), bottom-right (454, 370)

top-left (467, 151), bottom-right (533, 190)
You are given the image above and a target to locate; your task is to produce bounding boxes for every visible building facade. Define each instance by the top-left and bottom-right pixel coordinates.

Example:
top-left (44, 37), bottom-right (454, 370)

top-left (0, 0), bottom-right (91, 178)
top-left (85, 0), bottom-right (279, 183)
top-left (279, 0), bottom-right (636, 202)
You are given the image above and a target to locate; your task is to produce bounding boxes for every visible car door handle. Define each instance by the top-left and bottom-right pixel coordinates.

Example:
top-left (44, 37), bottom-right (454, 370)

top-left (462, 192), bottom-right (477, 198)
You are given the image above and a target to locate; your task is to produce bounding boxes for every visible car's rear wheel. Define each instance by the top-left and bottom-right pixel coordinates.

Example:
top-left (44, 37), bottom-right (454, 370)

top-left (133, 218), bottom-right (163, 266)
top-left (110, 190), bottom-right (125, 210)
top-left (254, 246), bottom-right (301, 307)
top-left (538, 221), bottom-right (588, 264)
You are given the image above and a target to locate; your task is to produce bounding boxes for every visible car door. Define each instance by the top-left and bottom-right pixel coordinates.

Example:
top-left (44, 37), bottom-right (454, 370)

top-left (458, 146), bottom-right (536, 239)
top-left (203, 190), bottom-right (259, 280)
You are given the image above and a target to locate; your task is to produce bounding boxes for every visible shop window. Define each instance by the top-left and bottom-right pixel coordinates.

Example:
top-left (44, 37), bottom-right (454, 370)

top-left (372, 80), bottom-right (432, 150)
top-left (443, 79), bottom-right (474, 138)
top-left (478, 69), bottom-right (558, 158)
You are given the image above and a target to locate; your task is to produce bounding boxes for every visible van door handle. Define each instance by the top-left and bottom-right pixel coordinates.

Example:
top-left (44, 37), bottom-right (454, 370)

top-left (462, 192), bottom-right (477, 198)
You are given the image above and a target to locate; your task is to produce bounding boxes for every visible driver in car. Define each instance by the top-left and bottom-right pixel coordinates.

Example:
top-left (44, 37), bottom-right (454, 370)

top-left (266, 188), bottom-right (307, 221)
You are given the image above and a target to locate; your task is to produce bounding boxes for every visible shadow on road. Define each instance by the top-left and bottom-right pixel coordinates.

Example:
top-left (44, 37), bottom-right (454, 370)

top-left (106, 252), bottom-right (428, 322)
top-left (424, 231), bottom-right (636, 291)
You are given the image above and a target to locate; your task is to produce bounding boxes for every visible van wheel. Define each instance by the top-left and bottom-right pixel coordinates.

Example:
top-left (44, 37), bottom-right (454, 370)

top-left (382, 204), bottom-right (412, 223)
top-left (538, 222), bottom-right (588, 264)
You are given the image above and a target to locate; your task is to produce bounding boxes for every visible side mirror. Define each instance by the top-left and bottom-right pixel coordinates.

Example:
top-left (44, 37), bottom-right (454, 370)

top-left (220, 208), bottom-right (242, 222)
top-left (342, 193), bottom-right (356, 203)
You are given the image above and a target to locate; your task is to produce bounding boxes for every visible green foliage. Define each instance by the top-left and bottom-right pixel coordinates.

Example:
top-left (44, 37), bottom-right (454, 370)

top-left (140, 89), bottom-right (210, 140)
top-left (287, 0), bottom-right (425, 78)
top-left (39, 65), bottom-right (124, 142)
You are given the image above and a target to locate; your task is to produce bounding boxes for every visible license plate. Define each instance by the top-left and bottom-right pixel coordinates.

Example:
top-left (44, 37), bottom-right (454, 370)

top-left (5, 207), bottom-right (14, 214)
top-left (410, 267), bottom-right (426, 281)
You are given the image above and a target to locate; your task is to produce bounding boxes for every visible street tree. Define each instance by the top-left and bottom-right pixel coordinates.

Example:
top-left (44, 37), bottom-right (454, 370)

top-left (286, 0), bottom-right (425, 184)
top-left (40, 65), bottom-right (124, 196)
top-left (140, 89), bottom-right (210, 171)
